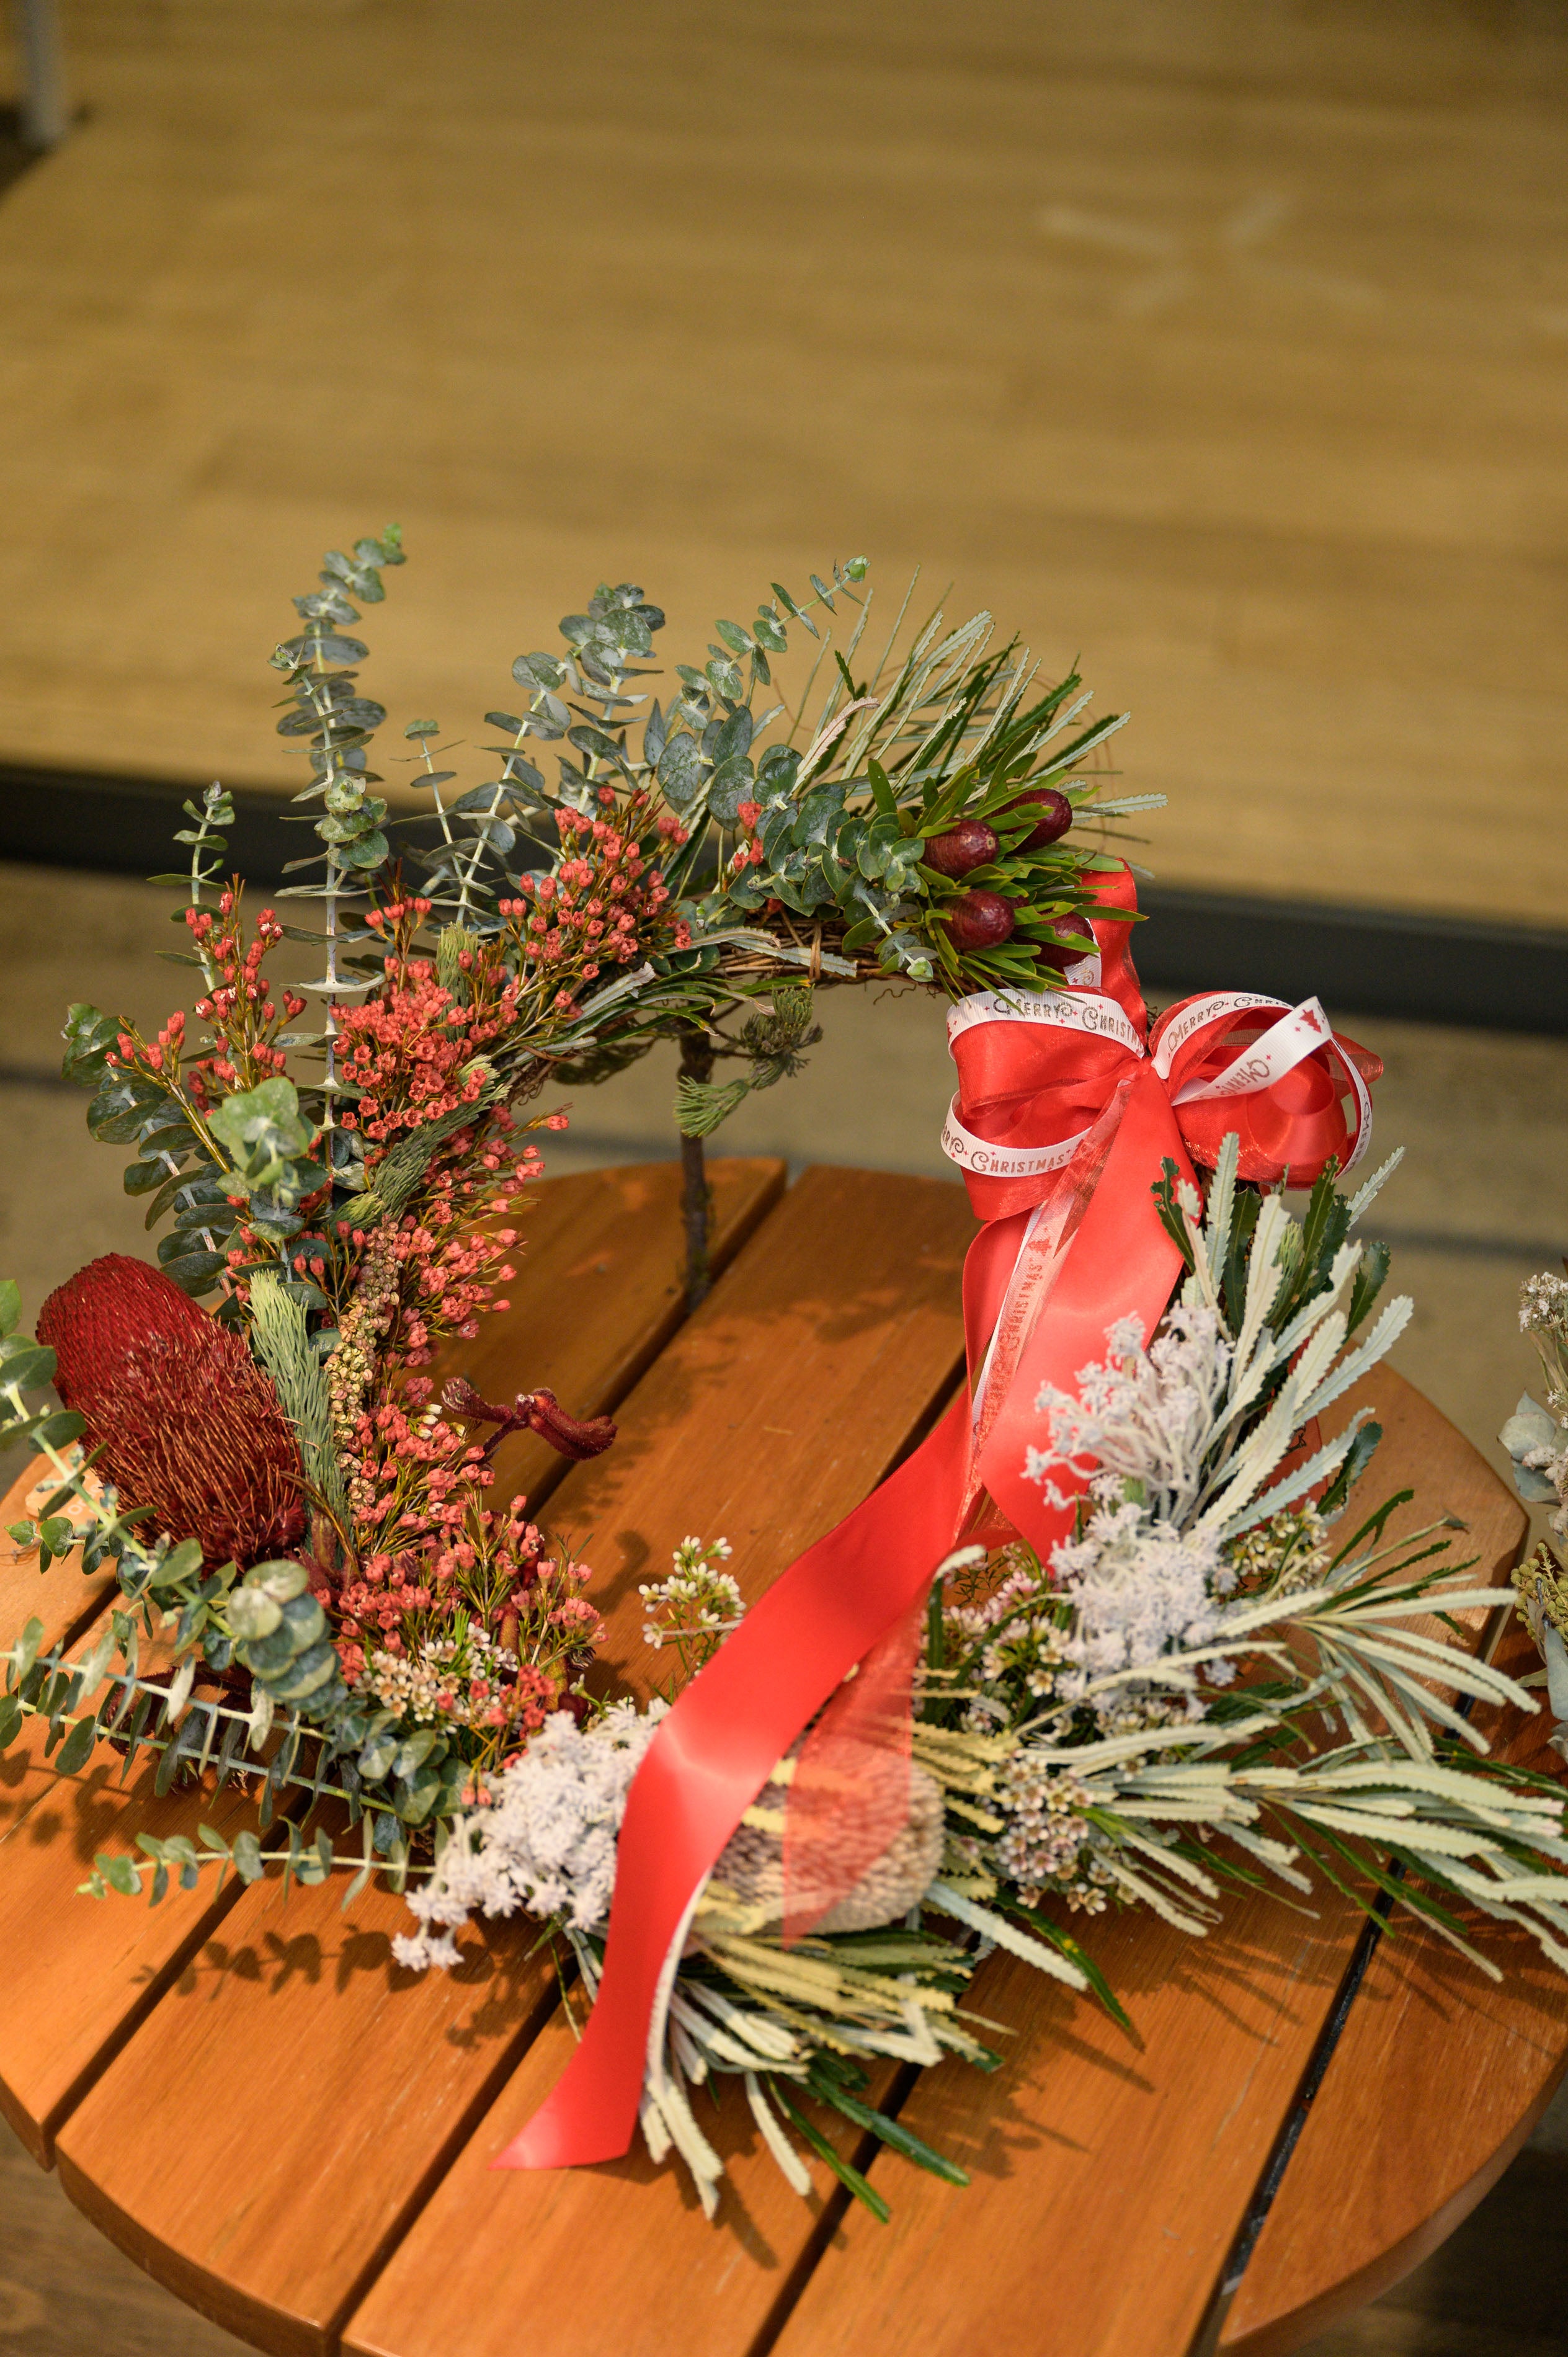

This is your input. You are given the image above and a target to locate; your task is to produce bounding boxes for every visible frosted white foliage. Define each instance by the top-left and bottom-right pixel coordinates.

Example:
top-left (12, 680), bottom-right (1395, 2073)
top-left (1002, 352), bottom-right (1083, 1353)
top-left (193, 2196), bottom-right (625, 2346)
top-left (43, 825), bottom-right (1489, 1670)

top-left (1024, 1138), bottom-right (1412, 1554)
top-left (1025, 1306), bottom-right (1234, 1530)
top-left (392, 1698), bottom-right (667, 1970)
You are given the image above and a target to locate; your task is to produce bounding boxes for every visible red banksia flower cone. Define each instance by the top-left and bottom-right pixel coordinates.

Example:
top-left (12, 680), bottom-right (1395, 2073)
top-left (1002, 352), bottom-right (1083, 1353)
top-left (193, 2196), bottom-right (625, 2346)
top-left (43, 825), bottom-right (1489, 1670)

top-left (37, 1254), bottom-right (306, 1569)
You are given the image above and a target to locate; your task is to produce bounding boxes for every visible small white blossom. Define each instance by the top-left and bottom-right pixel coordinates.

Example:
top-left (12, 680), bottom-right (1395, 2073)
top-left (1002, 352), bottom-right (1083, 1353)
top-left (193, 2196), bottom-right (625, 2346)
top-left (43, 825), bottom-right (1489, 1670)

top-left (994, 1756), bottom-right (1093, 1904)
top-left (639, 1536), bottom-right (742, 1667)
top-left (355, 1625), bottom-right (518, 1730)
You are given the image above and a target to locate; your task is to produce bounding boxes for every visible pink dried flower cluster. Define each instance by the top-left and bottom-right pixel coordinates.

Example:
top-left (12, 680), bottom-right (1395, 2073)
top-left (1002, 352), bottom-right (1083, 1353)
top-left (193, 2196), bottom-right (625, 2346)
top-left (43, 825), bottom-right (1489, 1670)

top-left (335, 1381), bottom-right (604, 1739)
top-left (380, 1110), bottom-right (539, 1361)
top-left (337, 947), bottom-right (522, 1147)
top-left (337, 1381), bottom-right (494, 1631)
top-left (729, 799), bottom-right (767, 870)
top-left (95, 818), bottom-right (659, 1773)
top-left (497, 788), bottom-right (672, 985)
top-left (104, 892), bottom-right (307, 1109)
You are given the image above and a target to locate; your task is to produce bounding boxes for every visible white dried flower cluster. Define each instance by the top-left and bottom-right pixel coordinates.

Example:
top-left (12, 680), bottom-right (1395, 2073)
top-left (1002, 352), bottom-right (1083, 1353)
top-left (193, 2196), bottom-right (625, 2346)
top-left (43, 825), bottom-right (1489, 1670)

top-left (1227, 1504), bottom-right (1332, 1597)
top-left (945, 1315), bottom-right (1255, 1758)
top-left (354, 1626), bottom-right (517, 1729)
top-left (1047, 1497), bottom-right (1232, 1701)
top-left (1521, 1271), bottom-right (1568, 1343)
top-left (1095, 1686), bottom-right (1213, 1734)
top-left (979, 1303), bottom-right (1319, 1887)
top-left (993, 1756), bottom-right (1095, 1907)
top-left (391, 1698), bottom-right (667, 1971)
top-left (944, 1564), bottom-right (1071, 1729)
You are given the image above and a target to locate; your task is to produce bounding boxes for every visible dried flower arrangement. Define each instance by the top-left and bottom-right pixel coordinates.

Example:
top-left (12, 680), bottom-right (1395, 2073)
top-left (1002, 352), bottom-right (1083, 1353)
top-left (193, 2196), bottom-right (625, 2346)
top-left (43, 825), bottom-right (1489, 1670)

top-left (1, 532), bottom-right (1565, 2226)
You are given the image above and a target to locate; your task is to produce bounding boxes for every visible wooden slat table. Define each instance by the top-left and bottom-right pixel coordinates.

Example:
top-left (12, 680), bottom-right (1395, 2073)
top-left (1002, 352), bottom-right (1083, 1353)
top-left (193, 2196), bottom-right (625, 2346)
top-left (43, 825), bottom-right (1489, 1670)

top-left (0, 1162), bottom-right (1562, 2357)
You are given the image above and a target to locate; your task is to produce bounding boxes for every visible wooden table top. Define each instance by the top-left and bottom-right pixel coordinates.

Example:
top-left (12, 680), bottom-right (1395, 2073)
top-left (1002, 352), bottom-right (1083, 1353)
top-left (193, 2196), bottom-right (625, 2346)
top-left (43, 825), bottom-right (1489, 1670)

top-left (0, 1160), bottom-right (1562, 2357)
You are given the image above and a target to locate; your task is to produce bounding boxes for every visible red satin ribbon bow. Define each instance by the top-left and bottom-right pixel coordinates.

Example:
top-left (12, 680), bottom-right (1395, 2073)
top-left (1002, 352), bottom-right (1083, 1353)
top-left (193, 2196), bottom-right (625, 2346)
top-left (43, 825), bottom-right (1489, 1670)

top-left (499, 865), bottom-right (1380, 2173)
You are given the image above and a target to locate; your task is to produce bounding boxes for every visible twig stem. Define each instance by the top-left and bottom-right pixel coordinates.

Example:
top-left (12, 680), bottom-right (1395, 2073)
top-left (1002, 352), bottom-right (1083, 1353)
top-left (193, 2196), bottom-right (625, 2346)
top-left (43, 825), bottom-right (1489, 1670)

top-left (678, 1025), bottom-right (715, 1308)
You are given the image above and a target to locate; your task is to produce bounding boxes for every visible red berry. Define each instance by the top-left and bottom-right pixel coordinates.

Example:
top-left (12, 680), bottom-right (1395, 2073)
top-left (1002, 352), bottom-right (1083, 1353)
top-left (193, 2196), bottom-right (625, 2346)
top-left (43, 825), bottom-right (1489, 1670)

top-left (1009, 787), bottom-right (1073, 851)
top-left (943, 891), bottom-right (1016, 951)
top-left (1034, 914), bottom-right (1095, 971)
top-left (922, 819), bottom-right (998, 879)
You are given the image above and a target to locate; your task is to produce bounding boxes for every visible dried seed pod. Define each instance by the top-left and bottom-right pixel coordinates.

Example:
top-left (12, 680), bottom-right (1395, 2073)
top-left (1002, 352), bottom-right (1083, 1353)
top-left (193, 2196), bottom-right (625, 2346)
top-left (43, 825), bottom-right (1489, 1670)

top-left (943, 890), bottom-right (1017, 951)
top-left (702, 1755), bottom-right (946, 1937)
top-left (1009, 786), bottom-right (1074, 850)
top-left (521, 1388), bottom-right (617, 1461)
top-left (1034, 914), bottom-right (1097, 971)
top-left (443, 1375), bottom-right (617, 1462)
top-left (922, 819), bottom-right (998, 878)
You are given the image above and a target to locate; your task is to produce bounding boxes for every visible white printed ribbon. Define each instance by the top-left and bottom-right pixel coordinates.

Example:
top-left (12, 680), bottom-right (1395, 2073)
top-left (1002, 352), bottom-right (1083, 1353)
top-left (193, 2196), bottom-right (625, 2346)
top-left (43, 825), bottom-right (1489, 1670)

top-left (941, 986), bottom-right (1371, 1181)
top-left (940, 987), bottom-right (1145, 1182)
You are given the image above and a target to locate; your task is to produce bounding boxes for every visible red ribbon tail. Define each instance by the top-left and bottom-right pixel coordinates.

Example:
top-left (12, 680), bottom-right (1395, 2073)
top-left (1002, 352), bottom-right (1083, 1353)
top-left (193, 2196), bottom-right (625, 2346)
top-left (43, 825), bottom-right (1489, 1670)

top-left (494, 1386), bottom-right (975, 2171)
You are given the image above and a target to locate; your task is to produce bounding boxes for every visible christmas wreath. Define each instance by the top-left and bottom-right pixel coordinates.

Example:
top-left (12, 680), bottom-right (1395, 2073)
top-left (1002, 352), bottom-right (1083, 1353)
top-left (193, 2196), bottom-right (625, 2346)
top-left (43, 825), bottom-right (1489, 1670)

top-left (2, 533), bottom-right (1564, 2222)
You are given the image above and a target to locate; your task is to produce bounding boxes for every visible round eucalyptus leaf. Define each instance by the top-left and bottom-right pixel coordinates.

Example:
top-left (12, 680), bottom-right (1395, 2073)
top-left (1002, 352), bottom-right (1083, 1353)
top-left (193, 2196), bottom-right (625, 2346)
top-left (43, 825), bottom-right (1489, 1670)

top-left (707, 758), bottom-right (754, 827)
top-left (359, 1732), bottom-right (399, 1781)
top-left (266, 1639), bottom-right (341, 1703)
top-left (465, 816), bottom-right (515, 853)
top-left (55, 1716), bottom-right (98, 1776)
top-left (280, 632), bottom-right (368, 665)
top-left (513, 651), bottom-right (565, 693)
top-left (157, 1248), bottom-right (228, 1294)
top-left (227, 1589), bottom-right (283, 1642)
top-left (246, 1558), bottom-right (311, 1604)
top-left (711, 706), bottom-right (754, 766)
top-left (657, 732), bottom-right (703, 809)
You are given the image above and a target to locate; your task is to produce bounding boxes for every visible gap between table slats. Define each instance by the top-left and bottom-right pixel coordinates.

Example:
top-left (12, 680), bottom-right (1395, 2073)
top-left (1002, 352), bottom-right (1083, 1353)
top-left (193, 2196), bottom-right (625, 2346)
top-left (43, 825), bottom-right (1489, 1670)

top-left (1217, 1614), bottom-right (1568, 2357)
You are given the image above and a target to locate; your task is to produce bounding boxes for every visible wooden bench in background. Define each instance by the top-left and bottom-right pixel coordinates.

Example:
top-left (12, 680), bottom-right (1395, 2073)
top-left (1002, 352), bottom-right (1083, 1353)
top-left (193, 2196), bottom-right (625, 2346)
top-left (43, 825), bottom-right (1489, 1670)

top-left (0, 1162), bottom-right (1561, 2357)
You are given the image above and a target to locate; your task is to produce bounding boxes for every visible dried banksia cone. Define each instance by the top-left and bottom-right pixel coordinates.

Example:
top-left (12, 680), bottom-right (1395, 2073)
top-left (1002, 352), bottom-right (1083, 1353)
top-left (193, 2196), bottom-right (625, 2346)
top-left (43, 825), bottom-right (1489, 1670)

top-left (37, 1254), bottom-right (306, 1570)
top-left (37, 1252), bottom-right (207, 1420)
